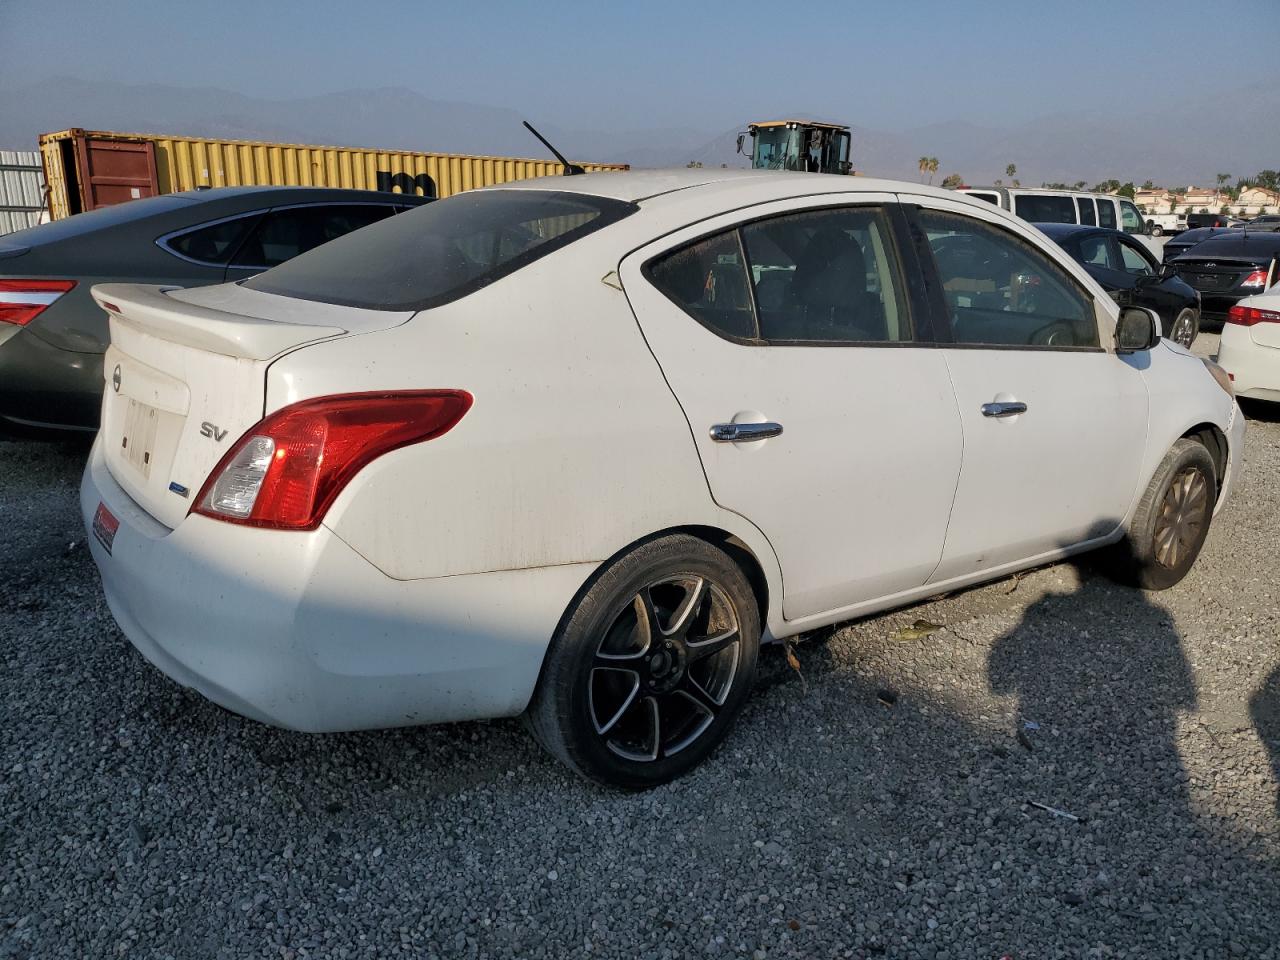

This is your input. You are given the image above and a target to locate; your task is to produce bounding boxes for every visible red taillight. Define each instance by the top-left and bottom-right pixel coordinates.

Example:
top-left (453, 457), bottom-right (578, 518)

top-left (194, 391), bottom-right (473, 530)
top-left (1226, 305), bottom-right (1280, 326)
top-left (1240, 270), bottom-right (1269, 289)
top-left (0, 279), bottom-right (76, 326)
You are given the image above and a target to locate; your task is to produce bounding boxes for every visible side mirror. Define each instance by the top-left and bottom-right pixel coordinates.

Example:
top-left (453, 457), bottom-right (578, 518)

top-left (1116, 306), bottom-right (1161, 353)
top-left (735, 133), bottom-right (746, 155)
top-left (1158, 261), bottom-right (1179, 281)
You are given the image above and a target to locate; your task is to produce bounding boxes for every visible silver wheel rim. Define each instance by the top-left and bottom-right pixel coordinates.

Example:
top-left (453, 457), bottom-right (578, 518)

top-left (588, 576), bottom-right (741, 762)
top-left (1171, 312), bottom-right (1195, 348)
top-left (1153, 467), bottom-right (1208, 568)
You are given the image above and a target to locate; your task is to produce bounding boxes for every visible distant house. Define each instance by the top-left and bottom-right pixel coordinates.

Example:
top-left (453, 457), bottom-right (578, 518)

top-left (1236, 186), bottom-right (1280, 216)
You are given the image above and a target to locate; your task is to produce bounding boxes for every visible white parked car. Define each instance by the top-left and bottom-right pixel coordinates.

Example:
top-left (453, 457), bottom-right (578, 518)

top-left (1217, 283), bottom-right (1280, 402)
top-left (82, 170), bottom-right (1243, 788)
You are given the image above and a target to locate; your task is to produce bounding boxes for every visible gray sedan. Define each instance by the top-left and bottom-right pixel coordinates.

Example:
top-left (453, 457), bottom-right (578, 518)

top-left (0, 186), bottom-right (428, 436)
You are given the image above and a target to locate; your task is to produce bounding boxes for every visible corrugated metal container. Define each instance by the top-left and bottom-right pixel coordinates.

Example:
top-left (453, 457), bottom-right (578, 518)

top-left (0, 150), bottom-right (48, 235)
top-left (40, 129), bottom-right (628, 220)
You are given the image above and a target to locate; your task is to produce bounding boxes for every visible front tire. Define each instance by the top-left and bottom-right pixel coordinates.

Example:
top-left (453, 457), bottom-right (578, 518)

top-left (1109, 438), bottom-right (1216, 590)
top-left (1166, 307), bottom-right (1198, 349)
top-left (526, 535), bottom-right (761, 789)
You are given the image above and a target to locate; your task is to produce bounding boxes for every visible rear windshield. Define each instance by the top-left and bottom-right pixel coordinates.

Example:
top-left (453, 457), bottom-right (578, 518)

top-left (1012, 195), bottom-right (1077, 224)
top-left (244, 189), bottom-right (636, 310)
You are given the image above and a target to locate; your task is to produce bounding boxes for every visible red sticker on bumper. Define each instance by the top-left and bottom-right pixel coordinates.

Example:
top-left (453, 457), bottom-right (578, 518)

top-left (92, 502), bottom-right (119, 555)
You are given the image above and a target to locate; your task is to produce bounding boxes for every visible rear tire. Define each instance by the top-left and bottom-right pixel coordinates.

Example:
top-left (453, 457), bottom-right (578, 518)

top-left (526, 534), bottom-right (760, 789)
top-left (1108, 438), bottom-right (1216, 590)
top-left (1151, 223), bottom-right (1165, 237)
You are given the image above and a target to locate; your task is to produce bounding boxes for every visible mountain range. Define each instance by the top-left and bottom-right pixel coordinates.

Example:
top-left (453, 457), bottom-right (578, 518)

top-left (3, 76), bottom-right (1276, 187)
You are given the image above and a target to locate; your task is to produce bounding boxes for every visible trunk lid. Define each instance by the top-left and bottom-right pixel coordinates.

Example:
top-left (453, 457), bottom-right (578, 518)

top-left (90, 282), bottom-right (413, 529)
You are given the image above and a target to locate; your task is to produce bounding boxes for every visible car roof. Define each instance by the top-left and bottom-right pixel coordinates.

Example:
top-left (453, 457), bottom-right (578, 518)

top-left (482, 167), bottom-right (968, 205)
top-left (165, 185), bottom-right (427, 203)
top-left (1033, 222), bottom-right (1112, 239)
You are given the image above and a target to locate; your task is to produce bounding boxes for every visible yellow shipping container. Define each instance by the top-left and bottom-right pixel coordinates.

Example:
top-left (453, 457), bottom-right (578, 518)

top-left (38, 128), bottom-right (628, 220)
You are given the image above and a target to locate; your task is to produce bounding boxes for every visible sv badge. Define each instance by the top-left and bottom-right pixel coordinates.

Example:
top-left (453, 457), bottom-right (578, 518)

top-left (200, 421), bottom-right (228, 442)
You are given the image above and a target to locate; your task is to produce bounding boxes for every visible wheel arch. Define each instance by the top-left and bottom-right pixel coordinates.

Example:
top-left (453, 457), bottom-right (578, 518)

top-left (1181, 421), bottom-right (1228, 498)
top-left (537, 523), bottom-right (778, 680)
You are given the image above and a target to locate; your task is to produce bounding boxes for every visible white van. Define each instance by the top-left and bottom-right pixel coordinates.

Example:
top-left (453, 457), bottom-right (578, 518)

top-left (958, 187), bottom-right (1159, 254)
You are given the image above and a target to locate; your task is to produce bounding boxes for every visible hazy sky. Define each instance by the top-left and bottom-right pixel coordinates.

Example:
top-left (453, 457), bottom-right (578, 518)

top-left (4, 0), bottom-right (1279, 133)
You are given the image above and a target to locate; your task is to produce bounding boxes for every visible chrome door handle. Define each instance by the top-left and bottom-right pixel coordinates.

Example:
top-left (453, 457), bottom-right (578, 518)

top-left (981, 401), bottom-right (1027, 418)
top-left (709, 421), bottom-right (783, 443)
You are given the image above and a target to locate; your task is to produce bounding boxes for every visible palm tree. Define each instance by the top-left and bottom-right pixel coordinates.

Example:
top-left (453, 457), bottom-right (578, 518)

top-left (927, 157), bottom-right (940, 185)
top-left (1006, 163), bottom-right (1017, 180)
top-left (918, 157), bottom-right (930, 182)
top-left (1216, 173), bottom-right (1231, 205)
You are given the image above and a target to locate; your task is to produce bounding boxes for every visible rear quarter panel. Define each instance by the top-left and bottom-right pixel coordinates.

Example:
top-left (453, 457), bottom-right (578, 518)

top-left (270, 245), bottom-right (783, 600)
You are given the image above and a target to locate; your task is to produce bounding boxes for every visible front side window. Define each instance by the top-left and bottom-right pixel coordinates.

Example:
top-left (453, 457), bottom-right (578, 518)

top-left (1097, 200), bottom-right (1117, 229)
top-left (919, 208), bottom-right (1098, 349)
top-left (646, 206), bottom-right (910, 344)
top-left (1012, 194), bottom-right (1077, 224)
top-left (245, 191), bottom-right (635, 309)
top-left (1120, 201), bottom-right (1145, 234)
top-left (1117, 239), bottom-right (1155, 276)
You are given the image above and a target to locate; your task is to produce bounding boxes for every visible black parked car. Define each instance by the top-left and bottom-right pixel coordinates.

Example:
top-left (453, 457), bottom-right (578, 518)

top-left (1035, 222), bottom-right (1200, 347)
top-left (0, 186), bottom-right (429, 437)
top-left (1170, 230), bottom-right (1280, 323)
top-left (1186, 213), bottom-right (1243, 229)
top-left (1161, 226), bottom-right (1232, 262)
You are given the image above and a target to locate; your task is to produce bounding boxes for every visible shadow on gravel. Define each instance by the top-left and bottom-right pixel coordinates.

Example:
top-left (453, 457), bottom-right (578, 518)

top-left (1252, 667), bottom-right (1280, 818)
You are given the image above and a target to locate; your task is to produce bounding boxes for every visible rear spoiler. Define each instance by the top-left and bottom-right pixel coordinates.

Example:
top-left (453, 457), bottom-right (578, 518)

top-left (91, 283), bottom-right (344, 361)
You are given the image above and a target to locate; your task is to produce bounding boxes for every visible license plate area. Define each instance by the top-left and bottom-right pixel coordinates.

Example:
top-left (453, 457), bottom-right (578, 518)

top-left (120, 399), bottom-right (161, 479)
top-left (92, 502), bottom-right (119, 555)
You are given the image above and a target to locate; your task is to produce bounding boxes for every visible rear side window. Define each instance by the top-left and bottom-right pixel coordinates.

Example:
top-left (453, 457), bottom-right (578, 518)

top-left (646, 205), bottom-right (910, 344)
top-left (245, 190), bottom-right (635, 310)
top-left (1078, 235), bottom-right (1117, 270)
top-left (967, 192), bottom-right (1001, 206)
top-left (232, 204), bottom-right (397, 269)
top-left (164, 214), bottom-right (261, 265)
top-left (1012, 195), bottom-right (1077, 224)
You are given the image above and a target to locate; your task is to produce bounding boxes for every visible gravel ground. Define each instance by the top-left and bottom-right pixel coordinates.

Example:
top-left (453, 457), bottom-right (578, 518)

top-left (3, 334), bottom-right (1279, 959)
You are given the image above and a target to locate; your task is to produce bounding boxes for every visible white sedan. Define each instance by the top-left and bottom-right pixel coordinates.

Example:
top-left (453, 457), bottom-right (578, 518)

top-left (1217, 283), bottom-right (1280, 402)
top-left (81, 170), bottom-right (1243, 788)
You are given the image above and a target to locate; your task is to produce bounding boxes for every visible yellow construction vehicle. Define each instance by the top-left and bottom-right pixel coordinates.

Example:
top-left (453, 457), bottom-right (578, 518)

top-left (737, 120), bottom-right (852, 174)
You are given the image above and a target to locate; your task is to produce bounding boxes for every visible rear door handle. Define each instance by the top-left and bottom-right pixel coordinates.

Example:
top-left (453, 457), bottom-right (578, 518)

top-left (981, 401), bottom-right (1027, 419)
top-left (709, 421), bottom-right (783, 443)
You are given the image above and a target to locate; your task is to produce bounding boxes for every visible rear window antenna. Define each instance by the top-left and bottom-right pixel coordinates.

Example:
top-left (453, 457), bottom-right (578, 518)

top-left (523, 121), bottom-right (585, 176)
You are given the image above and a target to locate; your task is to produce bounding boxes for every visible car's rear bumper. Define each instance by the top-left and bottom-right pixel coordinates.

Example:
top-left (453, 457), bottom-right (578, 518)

top-left (0, 326), bottom-right (103, 434)
top-left (1216, 323), bottom-right (1280, 403)
top-left (81, 437), bottom-right (594, 732)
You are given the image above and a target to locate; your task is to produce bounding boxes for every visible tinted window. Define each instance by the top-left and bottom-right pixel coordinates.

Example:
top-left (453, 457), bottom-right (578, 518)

top-left (1097, 200), bottom-right (1117, 229)
top-left (1117, 239), bottom-right (1154, 276)
top-left (246, 191), bottom-right (634, 310)
top-left (740, 207), bottom-right (908, 342)
top-left (1120, 201), bottom-right (1145, 234)
top-left (232, 204), bottom-right (396, 269)
top-left (165, 214), bottom-right (260, 265)
top-left (647, 231), bottom-right (755, 340)
top-left (920, 209), bottom-right (1098, 348)
top-left (1013, 195), bottom-right (1077, 224)
top-left (1078, 235), bottom-right (1117, 270)
top-left (967, 192), bottom-right (1001, 206)
top-left (1076, 197), bottom-right (1097, 226)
